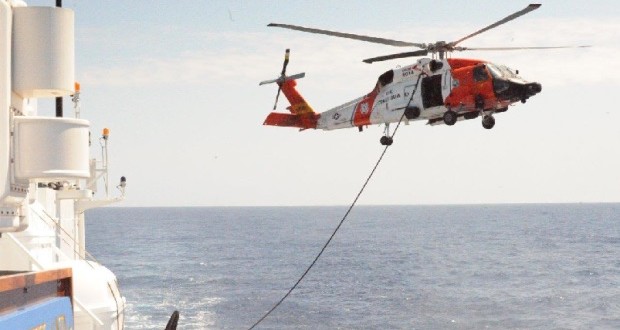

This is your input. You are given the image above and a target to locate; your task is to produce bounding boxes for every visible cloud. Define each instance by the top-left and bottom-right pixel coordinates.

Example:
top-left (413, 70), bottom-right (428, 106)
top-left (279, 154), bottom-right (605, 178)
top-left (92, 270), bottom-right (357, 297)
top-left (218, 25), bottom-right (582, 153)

top-left (80, 17), bottom-right (620, 90)
top-left (80, 31), bottom-right (276, 86)
top-left (452, 17), bottom-right (620, 87)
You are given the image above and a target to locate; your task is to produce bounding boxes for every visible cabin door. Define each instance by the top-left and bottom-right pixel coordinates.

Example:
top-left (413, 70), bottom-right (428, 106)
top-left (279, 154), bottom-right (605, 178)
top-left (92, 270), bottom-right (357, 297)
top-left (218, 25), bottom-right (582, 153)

top-left (421, 74), bottom-right (444, 108)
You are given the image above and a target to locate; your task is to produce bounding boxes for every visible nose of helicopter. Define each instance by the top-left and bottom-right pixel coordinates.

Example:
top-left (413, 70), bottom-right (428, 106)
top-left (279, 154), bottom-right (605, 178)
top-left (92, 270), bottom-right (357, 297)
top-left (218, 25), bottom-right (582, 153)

top-left (494, 79), bottom-right (542, 103)
top-left (527, 82), bottom-right (542, 96)
top-left (521, 82), bottom-right (542, 103)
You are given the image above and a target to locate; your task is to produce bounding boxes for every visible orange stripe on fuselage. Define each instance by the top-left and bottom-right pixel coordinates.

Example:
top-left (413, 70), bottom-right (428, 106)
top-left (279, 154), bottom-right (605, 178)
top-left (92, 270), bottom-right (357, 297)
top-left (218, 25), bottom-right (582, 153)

top-left (445, 59), bottom-right (497, 110)
top-left (352, 88), bottom-right (379, 127)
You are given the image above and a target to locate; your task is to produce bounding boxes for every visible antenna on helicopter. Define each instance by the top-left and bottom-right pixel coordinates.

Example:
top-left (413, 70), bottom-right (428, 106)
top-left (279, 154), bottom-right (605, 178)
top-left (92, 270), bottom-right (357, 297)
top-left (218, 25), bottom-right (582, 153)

top-left (259, 49), bottom-right (305, 110)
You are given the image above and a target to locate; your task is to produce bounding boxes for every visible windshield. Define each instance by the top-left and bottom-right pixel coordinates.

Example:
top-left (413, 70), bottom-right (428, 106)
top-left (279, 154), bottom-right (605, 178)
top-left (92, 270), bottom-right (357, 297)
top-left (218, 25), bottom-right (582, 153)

top-left (487, 63), bottom-right (518, 79)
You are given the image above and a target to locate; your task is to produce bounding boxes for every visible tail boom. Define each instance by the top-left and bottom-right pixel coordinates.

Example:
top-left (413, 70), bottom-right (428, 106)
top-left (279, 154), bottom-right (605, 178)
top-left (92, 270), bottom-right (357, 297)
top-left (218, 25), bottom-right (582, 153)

top-left (263, 78), bottom-right (317, 129)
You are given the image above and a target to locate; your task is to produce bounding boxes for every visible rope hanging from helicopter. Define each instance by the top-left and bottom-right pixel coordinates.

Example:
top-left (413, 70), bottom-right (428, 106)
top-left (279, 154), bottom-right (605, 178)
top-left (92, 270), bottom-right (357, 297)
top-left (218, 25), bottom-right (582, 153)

top-left (249, 3), bottom-right (594, 327)
top-left (248, 73), bottom-right (426, 329)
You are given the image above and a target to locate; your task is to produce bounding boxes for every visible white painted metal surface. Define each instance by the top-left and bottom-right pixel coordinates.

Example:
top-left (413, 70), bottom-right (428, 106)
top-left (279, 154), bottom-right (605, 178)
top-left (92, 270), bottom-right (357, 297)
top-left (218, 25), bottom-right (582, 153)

top-left (0, 2), bottom-right (126, 329)
top-left (317, 58), bottom-right (454, 131)
top-left (0, 1), bottom-right (17, 232)
top-left (13, 116), bottom-right (90, 180)
top-left (12, 6), bottom-right (74, 98)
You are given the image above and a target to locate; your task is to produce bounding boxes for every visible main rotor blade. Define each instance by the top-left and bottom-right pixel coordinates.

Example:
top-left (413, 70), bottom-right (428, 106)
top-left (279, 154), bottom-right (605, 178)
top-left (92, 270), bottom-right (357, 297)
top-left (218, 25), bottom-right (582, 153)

top-left (449, 4), bottom-right (541, 47)
top-left (457, 45), bottom-right (591, 51)
top-left (363, 50), bottom-right (429, 64)
top-left (268, 23), bottom-right (425, 48)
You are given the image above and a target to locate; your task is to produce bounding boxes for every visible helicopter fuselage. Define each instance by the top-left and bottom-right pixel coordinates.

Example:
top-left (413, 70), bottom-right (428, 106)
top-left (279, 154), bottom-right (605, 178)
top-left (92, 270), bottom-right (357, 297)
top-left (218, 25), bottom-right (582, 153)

top-left (315, 57), bottom-right (541, 131)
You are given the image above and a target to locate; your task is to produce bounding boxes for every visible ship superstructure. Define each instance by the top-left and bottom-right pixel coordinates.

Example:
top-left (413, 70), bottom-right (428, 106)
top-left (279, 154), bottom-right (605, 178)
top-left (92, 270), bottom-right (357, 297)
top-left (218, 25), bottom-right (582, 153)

top-left (0, 1), bottom-right (125, 328)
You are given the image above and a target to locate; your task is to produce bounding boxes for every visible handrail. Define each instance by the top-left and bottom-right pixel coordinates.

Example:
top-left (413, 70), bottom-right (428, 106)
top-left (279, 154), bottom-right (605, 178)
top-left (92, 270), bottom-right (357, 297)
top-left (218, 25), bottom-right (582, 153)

top-left (29, 204), bottom-right (102, 265)
top-left (51, 245), bottom-right (71, 262)
top-left (27, 203), bottom-right (123, 326)
top-left (5, 233), bottom-right (44, 270)
top-left (74, 297), bottom-right (104, 326)
top-left (5, 232), bottom-right (105, 327)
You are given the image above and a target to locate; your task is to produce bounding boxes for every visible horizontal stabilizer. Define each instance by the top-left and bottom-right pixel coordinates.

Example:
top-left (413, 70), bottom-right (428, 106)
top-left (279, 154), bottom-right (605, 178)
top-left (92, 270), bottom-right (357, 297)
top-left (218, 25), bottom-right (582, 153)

top-left (263, 112), bottom-right (318, 129)
top-left (259, 72), bottom-right (305, 86)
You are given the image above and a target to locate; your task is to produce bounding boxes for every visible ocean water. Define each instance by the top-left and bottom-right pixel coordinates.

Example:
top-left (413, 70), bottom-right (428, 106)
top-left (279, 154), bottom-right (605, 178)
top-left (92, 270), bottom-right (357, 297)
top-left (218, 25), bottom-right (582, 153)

top-left (86, 204), bottom-right (620, 329)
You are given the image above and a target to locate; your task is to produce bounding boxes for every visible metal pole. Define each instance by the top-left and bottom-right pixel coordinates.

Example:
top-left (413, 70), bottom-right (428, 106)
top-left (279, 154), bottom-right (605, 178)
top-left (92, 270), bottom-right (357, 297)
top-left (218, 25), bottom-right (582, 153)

top-left (55, 0), bottom-right (62, 117)
top-left (55, 97), bottom-right (62, 117)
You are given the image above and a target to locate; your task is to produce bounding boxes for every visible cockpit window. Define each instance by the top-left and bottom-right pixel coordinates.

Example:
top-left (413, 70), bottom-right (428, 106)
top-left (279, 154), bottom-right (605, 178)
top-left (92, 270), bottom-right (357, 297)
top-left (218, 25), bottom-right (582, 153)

top-left (487, 63), bottom-right (518, 79)
top-left (377, 70), bottom-right (394, 87)
top-left (473, 65), bottom-right (489, 82)
top-left (429, 60), bottom-right (443, 72)
top-left (487, 64), bottom-right (503, 78)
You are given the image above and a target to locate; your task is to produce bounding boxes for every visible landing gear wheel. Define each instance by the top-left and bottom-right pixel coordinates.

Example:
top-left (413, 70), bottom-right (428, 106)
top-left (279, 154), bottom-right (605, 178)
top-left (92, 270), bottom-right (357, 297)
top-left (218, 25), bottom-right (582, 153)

top-left (443, 110), bottom-right (457, 126)
top-left (380, 136), bottom-right (393, 146)
top-left (482, 115), bottom-right (495, 129)
top-left (404, 106), bottom-right (421, 119)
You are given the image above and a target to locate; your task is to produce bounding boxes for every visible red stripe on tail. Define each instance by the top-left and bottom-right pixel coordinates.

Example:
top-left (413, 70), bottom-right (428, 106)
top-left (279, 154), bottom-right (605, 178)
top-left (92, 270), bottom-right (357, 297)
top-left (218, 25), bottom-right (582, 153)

top-left (264, 78), bottom-right (317, 129)
top-left (263, 112), bottom-right (318, 129)
top-left (280, 80), bottom-right (314, 115)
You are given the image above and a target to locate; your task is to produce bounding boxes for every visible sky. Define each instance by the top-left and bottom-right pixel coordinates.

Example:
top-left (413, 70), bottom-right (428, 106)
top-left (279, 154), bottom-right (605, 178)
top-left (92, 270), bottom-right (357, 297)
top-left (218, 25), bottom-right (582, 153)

top-left (24, 0), bottom-right (620, 206)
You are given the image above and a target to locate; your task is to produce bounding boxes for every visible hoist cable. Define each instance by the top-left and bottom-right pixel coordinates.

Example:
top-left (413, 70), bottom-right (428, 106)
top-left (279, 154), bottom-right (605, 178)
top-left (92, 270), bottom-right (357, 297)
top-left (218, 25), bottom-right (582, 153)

top-left (248, 73), bottom-right (425, 330)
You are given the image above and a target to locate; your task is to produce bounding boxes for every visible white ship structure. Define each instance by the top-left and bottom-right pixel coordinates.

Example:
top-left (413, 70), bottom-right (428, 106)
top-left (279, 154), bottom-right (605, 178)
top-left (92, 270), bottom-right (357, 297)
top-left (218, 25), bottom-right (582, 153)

top-left (0, 1), bottom-right (126, 328)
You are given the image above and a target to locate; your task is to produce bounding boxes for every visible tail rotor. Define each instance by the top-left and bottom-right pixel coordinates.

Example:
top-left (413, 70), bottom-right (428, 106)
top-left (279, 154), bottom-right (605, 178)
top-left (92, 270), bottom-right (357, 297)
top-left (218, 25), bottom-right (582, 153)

top-left (273, 49), bottom-right (290, 110)
top-left (259, 49), bottom-right (305, 110)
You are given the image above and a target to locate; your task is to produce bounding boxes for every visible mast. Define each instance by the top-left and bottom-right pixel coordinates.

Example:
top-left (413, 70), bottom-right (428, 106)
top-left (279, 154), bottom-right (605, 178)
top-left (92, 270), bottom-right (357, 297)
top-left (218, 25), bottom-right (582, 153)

top-left (55, 0), bottom-right (62, 117)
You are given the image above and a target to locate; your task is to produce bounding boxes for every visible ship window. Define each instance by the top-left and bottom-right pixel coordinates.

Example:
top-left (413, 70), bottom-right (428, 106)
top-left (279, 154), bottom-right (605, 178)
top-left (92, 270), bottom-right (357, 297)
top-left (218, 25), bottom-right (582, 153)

top-left (473, 65), bottom-right (489, 82)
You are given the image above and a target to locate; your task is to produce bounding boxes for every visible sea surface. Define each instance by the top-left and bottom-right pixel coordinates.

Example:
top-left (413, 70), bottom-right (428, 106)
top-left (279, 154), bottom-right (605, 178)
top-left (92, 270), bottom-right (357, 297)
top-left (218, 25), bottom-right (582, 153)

top-left (86, 204), bottom-right (620, 329)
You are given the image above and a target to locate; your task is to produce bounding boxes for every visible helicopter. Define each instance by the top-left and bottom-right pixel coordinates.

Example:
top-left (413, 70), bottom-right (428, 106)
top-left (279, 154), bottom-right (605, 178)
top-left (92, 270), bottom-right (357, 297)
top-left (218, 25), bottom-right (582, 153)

top-left (260, 4), bottom-right (587, 145)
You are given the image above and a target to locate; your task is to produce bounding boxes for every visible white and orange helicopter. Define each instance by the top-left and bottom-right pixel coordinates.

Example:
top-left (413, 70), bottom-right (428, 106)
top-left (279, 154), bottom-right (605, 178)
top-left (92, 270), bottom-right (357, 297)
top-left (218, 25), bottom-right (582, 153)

top-left (260, 4), bottom-right (587, 145)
